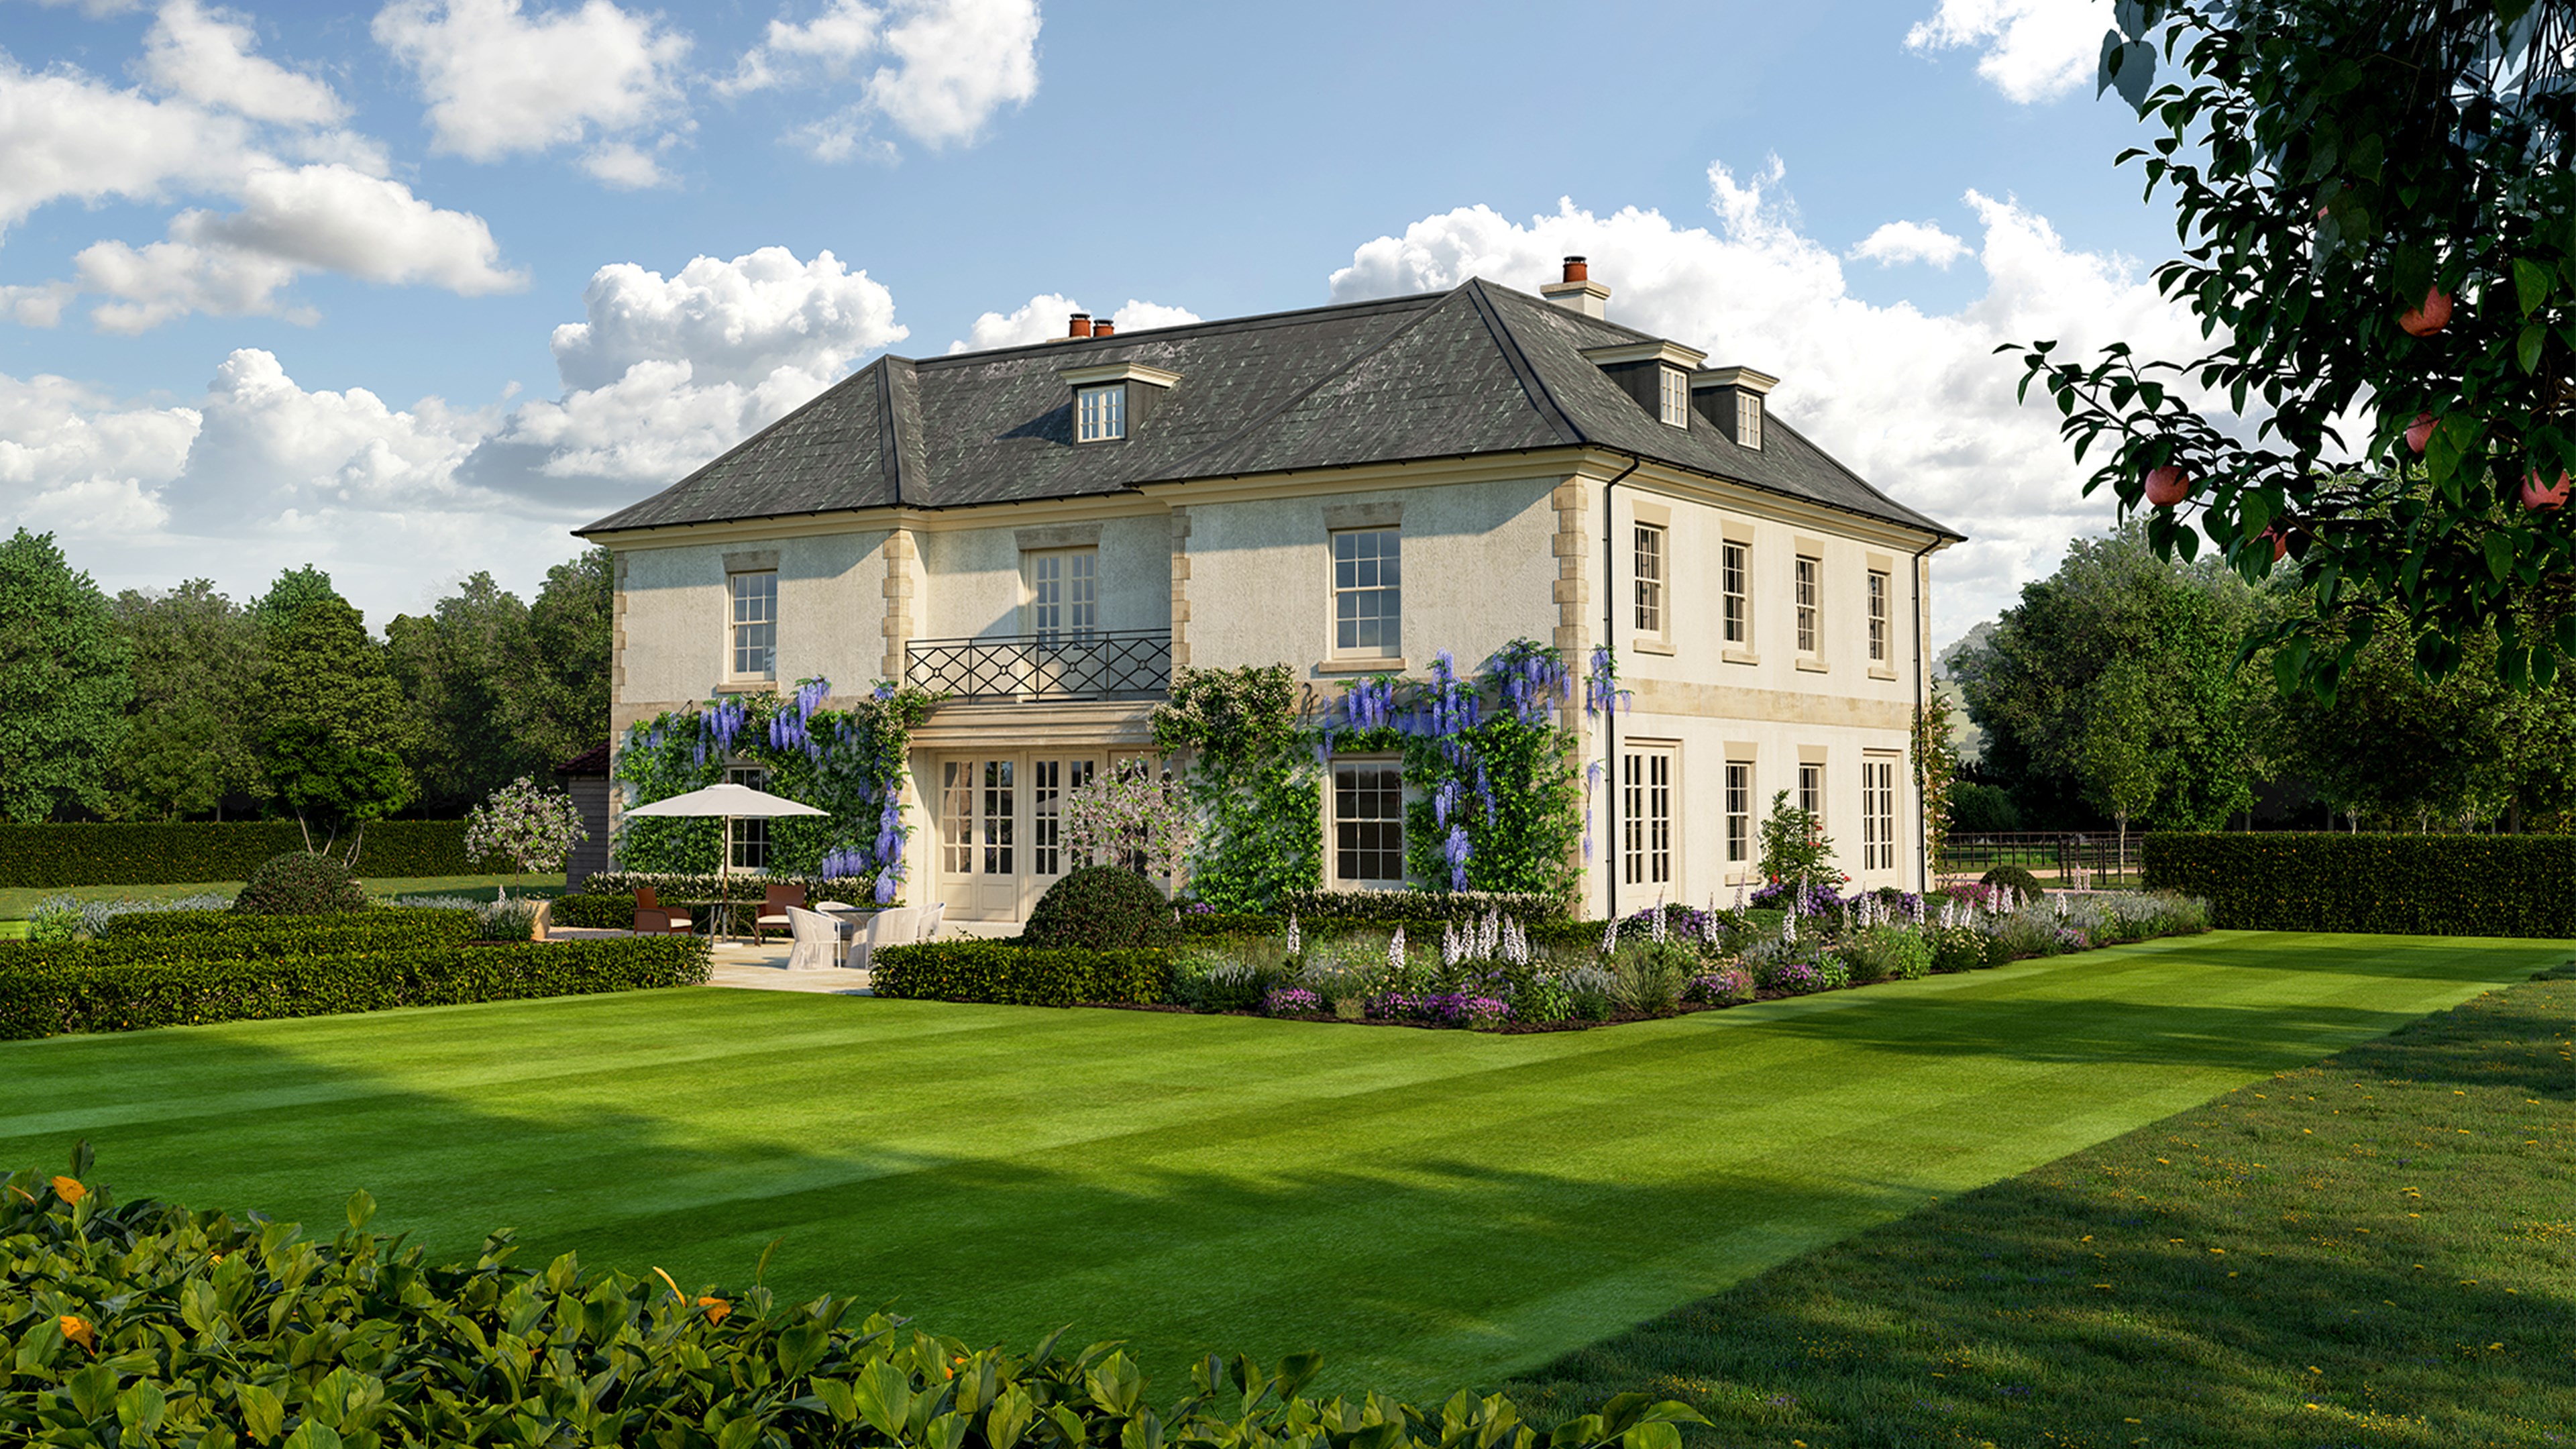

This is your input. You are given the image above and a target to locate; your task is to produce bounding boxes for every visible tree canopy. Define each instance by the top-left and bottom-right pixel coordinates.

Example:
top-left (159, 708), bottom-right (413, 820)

top-left (250, 591), bottom-right (418, 847)
top-left (0, 530), bottom-right (131, 822)
top-left (2022, 1), bottom-right (2576, 697)
top-left (110, 580), bottom-right (265, 820)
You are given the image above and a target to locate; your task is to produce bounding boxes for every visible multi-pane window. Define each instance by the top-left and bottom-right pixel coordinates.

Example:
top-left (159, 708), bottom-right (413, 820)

top-left (1721, 541), bottom-right (1748, 646)
top-left (1737, 391), bottom-right (1764, 449)
top-left (1332, 527), bottom-right (1401, 657)
top-left (1799, 761), bottom-right (1823, 822)
top-left (1028, 548), bottom-right (1098, 641)
top-left (1658, 366), bottom-right (1690, 427)
top-left (1623, 746), bottom-right (1674, 887)
top-left (1724, 761), bottom-right (1752, 864)
top-left (1863, 758), bottom-right (1898, 871)
top-left (1868, 570), bottom-right (1890, 663)
top-left (1030, 758), bottom-right (1093, 876)
top-left (1333, 761), bottom-right (1405, 884)
top-left (938, 759), bottom-right (1014, 875)
top-left (1794, 555), bottom-right (1819, 654)
top-left (1077, 384), bottom-right (1126, 441)
top-left (1633, 524), bottom-right (1665, 635)
top-left (727, 765), bottom-right (768, 870)
top-left (729, 570), bottom-right (777, 680)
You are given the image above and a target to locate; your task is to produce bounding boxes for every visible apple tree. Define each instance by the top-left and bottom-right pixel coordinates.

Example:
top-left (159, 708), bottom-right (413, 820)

top-left (2017, 0), bottom-right (2576, 698)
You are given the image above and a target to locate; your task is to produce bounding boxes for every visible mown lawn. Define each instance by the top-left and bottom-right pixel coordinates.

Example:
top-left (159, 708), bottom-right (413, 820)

top-left (1509, 961), bottom-right (2576, 1448)
top-left (0, 930), bottom-right (2557, 1400)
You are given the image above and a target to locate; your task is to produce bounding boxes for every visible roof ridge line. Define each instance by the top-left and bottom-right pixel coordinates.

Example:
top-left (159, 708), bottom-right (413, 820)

top-left (1156, 283), bottom-right (1489, 480)
top-left (924, 290), bottom-right (1445, 367)
top-left (1458, 278), bottom-right (1585, 446)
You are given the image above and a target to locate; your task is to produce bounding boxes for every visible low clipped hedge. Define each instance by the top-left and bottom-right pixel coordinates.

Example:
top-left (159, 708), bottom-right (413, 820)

top-left (0, 936), bottom-right (710, 1040)
top-left (1, 1153), bottom-right (1700, 1449)
top-left (0, 820), bottom-right (492, 888)
top-left (1273, 888), bottom-right (1568, 923)
top-left (871, 941), bottom-right (1171, 1008)
top-left (6, 916), bottom-right (482, 974)
top-left (2143, 832), bottom-right (2576, 935)
top-left (98, 908), bottom-right (480, 948)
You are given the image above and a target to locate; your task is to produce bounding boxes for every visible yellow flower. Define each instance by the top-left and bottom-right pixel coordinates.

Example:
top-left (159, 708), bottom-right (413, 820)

top-left (50, 1176), bottom-right (87, 1205)
top-left (698, 1296), bottom-right (731, 1325)
top-left (58, 1316), bottom-right (93, 1351)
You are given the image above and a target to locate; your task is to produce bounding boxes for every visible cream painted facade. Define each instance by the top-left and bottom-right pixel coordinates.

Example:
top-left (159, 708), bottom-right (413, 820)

top-left (601, 445), bottom-right (1944, 923)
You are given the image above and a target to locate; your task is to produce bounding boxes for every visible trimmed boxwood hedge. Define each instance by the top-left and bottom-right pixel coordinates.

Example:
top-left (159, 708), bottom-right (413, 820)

top-left (871, 941), bottom-right (1170, 1008)
top-left (0, 820), bottom-right (493, 889)
top-left (0, 935), bottom-right (710, 1040)
top-left (97, 908), bottom-right (481, 948)
top-left (2143, 831), bottom-right (2576, 935)
top-left (0, 1155), bottom-right (1700, 1449)
top-left (552, 892), bottom-right (639, 929)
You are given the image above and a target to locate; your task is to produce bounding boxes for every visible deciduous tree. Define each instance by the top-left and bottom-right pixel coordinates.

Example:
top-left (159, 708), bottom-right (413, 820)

top-left (251, 592), bottom-right (415, 859)
top-left (109, 580), bottom-right (264, 819)
top-left (0, 530), bottom-right (130, 822)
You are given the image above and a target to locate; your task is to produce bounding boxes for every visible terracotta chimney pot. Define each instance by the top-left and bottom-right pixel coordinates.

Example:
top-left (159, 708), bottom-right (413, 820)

top-left (1093, 319), bottom-right (1115, 337)
top-left (1067, 313), bottom-right (1093, 338)
top-left (1562, 256), bottom-right (1589, 283)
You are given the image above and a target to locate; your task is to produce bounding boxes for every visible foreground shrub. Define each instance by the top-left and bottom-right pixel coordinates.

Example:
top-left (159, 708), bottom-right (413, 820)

top-left (872, 940), bottom-right (1170, 1006)
top-left (0, 936), bottom-right (706, 1040)
top-left (2143, 832), bottom-right (2576, 935)
top-left (1022, 866), bottom-right (1171, 950)
top-left (553, 892), bottom-right (639, 929)
top-left (232, 852), bottom-right (366, 916)
top-left (1, 1149), bottom-right (1703, 1449)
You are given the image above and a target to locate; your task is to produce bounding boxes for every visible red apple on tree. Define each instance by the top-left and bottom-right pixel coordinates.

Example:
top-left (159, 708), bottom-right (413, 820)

top-left (2143, 465), bottom-right (2190, 507)
top-left (2398, 286), bottom-right (2453, 337)
top-left (2406, 412), bottom-right (2437, 454)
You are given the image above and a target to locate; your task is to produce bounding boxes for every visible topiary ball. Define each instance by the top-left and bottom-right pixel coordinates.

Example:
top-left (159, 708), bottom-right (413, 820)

top-left (233, 851), bottom-right (368, 915)
top-left (1022, 865), bottom-right (1173, 949)
top-left (1980, 864), bottom-right (2045, 901)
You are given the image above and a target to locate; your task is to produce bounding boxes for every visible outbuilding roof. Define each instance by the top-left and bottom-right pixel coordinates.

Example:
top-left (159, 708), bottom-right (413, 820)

top-left (576, 277), bottom-right (1960, 541)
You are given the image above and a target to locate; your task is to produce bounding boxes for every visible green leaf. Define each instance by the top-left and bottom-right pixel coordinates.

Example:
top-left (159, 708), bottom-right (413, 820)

top-left (2484, 531), bottom-right (2514, 583)
top-left (345, 1189), bottom-right (376, 1232)
top-left (2520, 321), bottom-right (2546, 374)
top-left (1620, 1425), bottom-right (1681, 1449)
top-left (237, 1382), bottom-right (285, 1444)
top-left (2517, 257), bottom-right (2554, 317)
top-left (280, 1424), bottom-right (345, 1449)
top-left (1273, 1350), bottom-right (1324, 1401)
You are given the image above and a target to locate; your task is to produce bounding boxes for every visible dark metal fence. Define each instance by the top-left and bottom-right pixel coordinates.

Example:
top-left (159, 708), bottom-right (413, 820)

top-left (905, 630), bottom-right (1171, 702)
top-left (1941, 831), bottom-right (2145, 888)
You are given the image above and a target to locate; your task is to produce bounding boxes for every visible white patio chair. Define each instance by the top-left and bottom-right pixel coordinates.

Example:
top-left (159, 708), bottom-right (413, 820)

top-left (784, 906), bottom-right (845, 971)
top-left (849, 906), bottom-right (919, 973)
top-left (918, 901), bottom-right (947, 942)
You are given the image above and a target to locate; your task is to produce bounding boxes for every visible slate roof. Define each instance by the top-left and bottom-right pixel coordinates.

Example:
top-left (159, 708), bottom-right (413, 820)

top-left (577, 278), bottom-right (1960, 541)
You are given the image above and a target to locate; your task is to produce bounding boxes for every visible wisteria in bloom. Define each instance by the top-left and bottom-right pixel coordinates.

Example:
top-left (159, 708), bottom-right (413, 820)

top-left (1442, 824), bottom-right (1472, 890)
top-left (1583, 645), bottom-right (1628, 718)
top-left (1493, 639), bottom-right (1570, 726)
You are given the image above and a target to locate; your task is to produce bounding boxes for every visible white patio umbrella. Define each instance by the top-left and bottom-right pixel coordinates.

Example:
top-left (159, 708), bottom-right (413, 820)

top-left (622, 782), bottom-right (828, 936)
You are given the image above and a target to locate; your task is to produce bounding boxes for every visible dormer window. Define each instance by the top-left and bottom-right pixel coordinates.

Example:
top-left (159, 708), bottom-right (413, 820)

top-left (1691, 366), bottom-right (1779, 449)
top-left (1580, 338), bottom-right (1709, 427)
top-left (1059, 360), bottom-right (1181, 445)
top-left (1735, 390), bottom-right (1764, 449)
top-left (1077, 384), bottom-right (1126, 442)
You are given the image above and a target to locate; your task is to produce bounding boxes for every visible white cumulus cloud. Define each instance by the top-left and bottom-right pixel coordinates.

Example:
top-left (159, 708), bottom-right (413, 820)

top-left (142, 0), bottom-right (347, 125)
top-left (731, 0), bottom-right (1039, 159)
top-left (948, 293), bottom-right (1200, 353)
top-left (1328, 162), bottom-right (2210, 644)
top-left (372, 0), bottom-right (692, 184)
top-left (1906, 0), bottom-right (2111, 104)
top-left (66, 163), bottom-right (525, 331)
top-left (1850, 219), bottom-right (1972, 268)
top-left (0, 56), bottom-right (258, 231)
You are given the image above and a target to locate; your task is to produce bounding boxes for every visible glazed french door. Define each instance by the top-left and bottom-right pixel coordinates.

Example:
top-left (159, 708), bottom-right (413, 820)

top-left (937, 753), bottom-right (1102, 920)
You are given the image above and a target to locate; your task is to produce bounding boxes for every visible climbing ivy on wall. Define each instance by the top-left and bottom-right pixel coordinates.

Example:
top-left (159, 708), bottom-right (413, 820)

top-left (1150, 664), bottom-right (1322, 912)
top-left (612, 678), bottom-right (939, 902)
top-left (1152, 643), bottom-right (1587, 912)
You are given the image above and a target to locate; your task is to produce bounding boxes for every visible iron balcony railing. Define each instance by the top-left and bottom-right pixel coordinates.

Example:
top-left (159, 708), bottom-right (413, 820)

top-left (905, 629), bottom-right (1171, 702)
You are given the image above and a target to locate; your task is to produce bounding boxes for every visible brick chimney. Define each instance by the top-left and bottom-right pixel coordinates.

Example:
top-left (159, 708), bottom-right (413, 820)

top-left (1092, 318), bottom-right (1115, 337)
top-left (1067, 312), bottom-right (1093, 338)
top-left (1541, 255), bottom-right (1611, 319)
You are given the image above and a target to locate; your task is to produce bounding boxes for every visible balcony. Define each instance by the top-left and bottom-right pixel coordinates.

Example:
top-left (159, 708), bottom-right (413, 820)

top-left (906, 629), bottom-right (1171, 702)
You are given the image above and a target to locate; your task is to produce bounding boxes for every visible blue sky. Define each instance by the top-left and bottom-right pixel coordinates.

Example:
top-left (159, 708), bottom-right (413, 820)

top-left (0, 0), bottom-right (2166, 643)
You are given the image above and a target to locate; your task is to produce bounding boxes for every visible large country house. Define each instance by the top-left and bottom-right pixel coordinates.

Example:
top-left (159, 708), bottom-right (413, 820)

top-left (578, 259), bottom-right (1961, 924)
